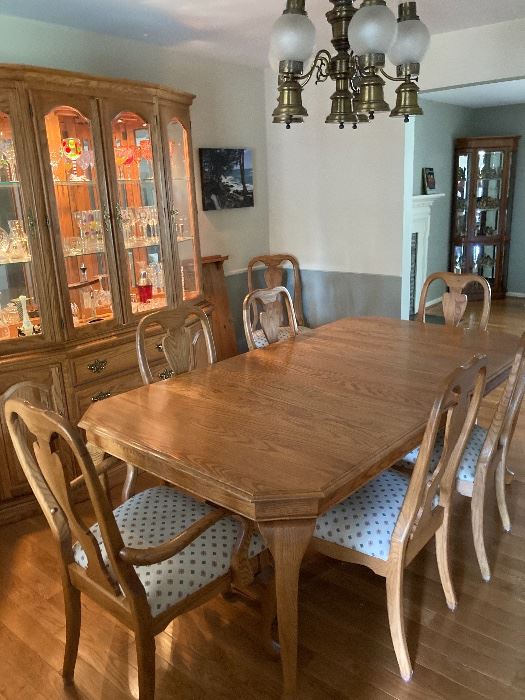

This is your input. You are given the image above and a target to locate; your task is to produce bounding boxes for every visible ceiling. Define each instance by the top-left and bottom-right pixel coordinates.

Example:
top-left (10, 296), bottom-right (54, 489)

top-left (2, 0), bottom-right (525, 67)
top-left (423, 79), bottom-right (525, 108)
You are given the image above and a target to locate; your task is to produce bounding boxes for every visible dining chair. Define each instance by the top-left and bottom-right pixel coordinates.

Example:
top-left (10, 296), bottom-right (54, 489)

top-left (311, 355), bottom-right (487, 681)
top-left (398, 331), bottom-right (525, 581)
top-left (130, 305), bottom-right (217, 499)
top-left (4, 397), bottom-right (266, 700)
top-left (0, 380), bottom-right (121, 500)
top-left (247, 253), bottom-right (307, 330)
top-left (417, 271), bottom-right (491, 330)
top-left (136, 305), bottom-right (216, 385)
top-left (243, 285), bottom-right (299, 351)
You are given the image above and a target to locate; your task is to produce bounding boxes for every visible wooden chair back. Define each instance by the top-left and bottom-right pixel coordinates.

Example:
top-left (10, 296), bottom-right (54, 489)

top-left (473, 332), bottom-right (525, 480)
top-left (417, 272), bottom-right (491, 330)
top-left (247, 254), bottom-right (306, 326)
top-left (500, 332), bottom-right (525, 450)
top-left (243, 286), bottom-right (299, 351)
top-left (392, 354), bottom-right (487, 560)
top-left (136, 305), bottom-right (216, 385)
top-left (4, 398), bottom-right (146, 610)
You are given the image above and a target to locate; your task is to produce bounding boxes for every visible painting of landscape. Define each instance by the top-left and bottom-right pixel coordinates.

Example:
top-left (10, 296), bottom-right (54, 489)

top-left (199, 148), bottom-right (254, 211)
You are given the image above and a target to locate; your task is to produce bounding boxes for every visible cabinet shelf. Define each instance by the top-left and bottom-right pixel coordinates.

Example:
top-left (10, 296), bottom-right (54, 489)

top-left (117, 178), bottom-right (154, 184)
top-left (125, 238), bottom-right (160, 250)
top-left (53, 179), bottom-right (97, 186)
top-left (64, 248), bottom-right (106, 258)
top-left (0, 180), bottom-right (20, 187)
top-left (0, 255), bottom-right (31, 265)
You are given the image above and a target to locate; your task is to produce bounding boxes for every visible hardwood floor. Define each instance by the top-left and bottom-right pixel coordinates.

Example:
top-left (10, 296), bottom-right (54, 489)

top-left (1, 299), bottom-right (524, 699)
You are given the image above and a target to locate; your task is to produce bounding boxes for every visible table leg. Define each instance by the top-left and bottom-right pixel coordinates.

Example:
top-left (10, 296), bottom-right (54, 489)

top-left (259, 519), bottom-right (315, 699)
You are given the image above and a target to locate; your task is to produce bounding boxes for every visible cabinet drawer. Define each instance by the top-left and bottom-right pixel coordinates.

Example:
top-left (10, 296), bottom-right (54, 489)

top-left (74, 369), bottom-right (145, 418)
top-left (71, 335), bottom-right (166, 386)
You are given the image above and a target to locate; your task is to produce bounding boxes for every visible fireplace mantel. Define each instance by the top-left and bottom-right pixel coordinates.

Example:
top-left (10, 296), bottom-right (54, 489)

top-left (411, 193), bottom-right (446, 309)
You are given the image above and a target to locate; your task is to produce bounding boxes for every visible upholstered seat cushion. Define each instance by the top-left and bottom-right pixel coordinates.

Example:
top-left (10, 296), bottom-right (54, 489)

top-left (251, 324), bottom-right (308, 349)
top-left (314, 469), bottom-right (413, 561)
top-left (396, 424), bottom-right (487, 483)
top-left (73, 486), bottom-right (265, 616)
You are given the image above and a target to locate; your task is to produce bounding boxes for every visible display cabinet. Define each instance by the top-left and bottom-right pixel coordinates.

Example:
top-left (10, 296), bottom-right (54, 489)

top-left (451, 136), bottom-right (520, 298)
top-left (0, 65), bottom-right (207, 523)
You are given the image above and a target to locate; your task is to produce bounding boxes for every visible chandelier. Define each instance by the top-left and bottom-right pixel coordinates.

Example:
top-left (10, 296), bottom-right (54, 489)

top-left (269, 0), bottom-right (430, 128)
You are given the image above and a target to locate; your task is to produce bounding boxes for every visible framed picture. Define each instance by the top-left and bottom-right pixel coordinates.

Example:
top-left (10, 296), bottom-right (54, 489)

top-left (199, 148), bottom-right (254, 211)
top-left (423, 167), bottom-right (436, 194)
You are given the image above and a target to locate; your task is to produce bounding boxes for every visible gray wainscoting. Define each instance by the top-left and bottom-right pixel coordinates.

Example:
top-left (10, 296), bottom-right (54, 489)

top-left (225, 268), bottom-right (401, 353)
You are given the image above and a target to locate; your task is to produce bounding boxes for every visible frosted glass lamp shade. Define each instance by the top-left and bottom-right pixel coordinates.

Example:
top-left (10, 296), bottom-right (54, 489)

top-left (388, 19), bottom-right (430, 65)
top-left (347, 4), bottom-right (396, 56)
top-left (269, 13), bottom-right (316, 64)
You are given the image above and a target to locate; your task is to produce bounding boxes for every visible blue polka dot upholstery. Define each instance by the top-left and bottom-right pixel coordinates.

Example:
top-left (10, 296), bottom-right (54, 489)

top-left (314, 469), bottom-right (434, 561)
top-left (72, 486), bottom-right (265, 616)
top-left (251, 325), bottom-right (308, 349)
top-left (396, 424), bottom-right (488, 483)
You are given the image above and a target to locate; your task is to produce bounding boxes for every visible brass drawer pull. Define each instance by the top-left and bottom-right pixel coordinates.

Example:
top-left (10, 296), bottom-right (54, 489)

top-left (156, 343), bottom-right (163, 353)
top-left (91, 390), bottom-right (111, 402)
top-left (88, 359), bottom-right (108, 374)
top-left (158, 368), bottom-right (174, 381)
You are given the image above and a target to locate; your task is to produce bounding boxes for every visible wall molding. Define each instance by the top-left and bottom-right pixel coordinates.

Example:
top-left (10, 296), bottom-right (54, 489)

top-left (225, 265), bottom-right (404, 278)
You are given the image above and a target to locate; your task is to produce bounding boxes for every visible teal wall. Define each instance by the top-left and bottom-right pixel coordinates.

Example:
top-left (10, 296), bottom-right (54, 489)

top-left (467, 104), bottom-right (525, 294)
top-left (413, 99), bottom-right (473, 278)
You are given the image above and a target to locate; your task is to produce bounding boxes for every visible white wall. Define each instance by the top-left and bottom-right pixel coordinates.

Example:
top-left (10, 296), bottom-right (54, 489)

top-left (264, 68), bottom-right (407, 278)
top-left (0, 15), bottom-right (269, 274)
top-left (423, 18), bottom-right (525, 92)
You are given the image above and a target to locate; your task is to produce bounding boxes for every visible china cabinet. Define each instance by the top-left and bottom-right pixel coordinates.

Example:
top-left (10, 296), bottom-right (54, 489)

top-left (0, 65), bottom-right (205, 522)
top-left (450, 135), bottom-right (520, 298)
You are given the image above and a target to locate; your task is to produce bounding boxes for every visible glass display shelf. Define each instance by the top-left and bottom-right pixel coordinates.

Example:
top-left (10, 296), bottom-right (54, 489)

top-left (476, 207), bottom-right (500, 213)
top-left (117, 178), bottom-right (154, 184)
top-left (64, 249), bottom-right (106, 259)
top-left (0, 181), bottom-right (20, 188)
top-left (0, 256), bottom-right (32, 265)
top-left (53, 179), bottom-right (97, 186)
top-left (124, 237), bottom-right (161, 250)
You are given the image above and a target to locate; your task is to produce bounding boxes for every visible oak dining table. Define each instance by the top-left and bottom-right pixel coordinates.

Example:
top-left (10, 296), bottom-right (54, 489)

top-left (79, 316), bottom-right (519, 698)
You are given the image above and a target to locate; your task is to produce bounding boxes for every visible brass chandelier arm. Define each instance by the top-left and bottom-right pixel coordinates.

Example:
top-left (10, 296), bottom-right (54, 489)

top-left (297, 49), bottom-right (332, 87)
top-left (379, 68), bottom-right (417, 83)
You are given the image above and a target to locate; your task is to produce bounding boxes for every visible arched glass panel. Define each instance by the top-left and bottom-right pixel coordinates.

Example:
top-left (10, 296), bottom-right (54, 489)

top-left (167, 119), bottom-right (198, 299)
top-left (44, 106), bottom-right (114, 327)
top-left (0, 112), bottom-right (41, 341)
top-left (111, 111), bottom-right (166, 314)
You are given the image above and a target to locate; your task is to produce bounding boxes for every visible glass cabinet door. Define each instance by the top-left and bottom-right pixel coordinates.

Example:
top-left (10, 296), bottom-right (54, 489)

top-left (0, 97), bottom-right (48, 344)
top-left (455, 152), bottom-right (470, 238)
top-left (33, 93), bottom-right (121, 337)
top-left (475, 149), bottom-right (504, 237)
top-left (159, 106), bottom-right (202, 302)
top-left (102, 103), bottom-right (173, 318)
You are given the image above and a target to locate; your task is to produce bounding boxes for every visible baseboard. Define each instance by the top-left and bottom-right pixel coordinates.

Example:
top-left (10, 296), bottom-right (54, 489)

top-left (506, 292), bottom-right (525, 298)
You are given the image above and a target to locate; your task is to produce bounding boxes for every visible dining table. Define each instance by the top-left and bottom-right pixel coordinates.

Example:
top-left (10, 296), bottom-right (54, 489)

top-left (79, 316), bottom-right (519, 698)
